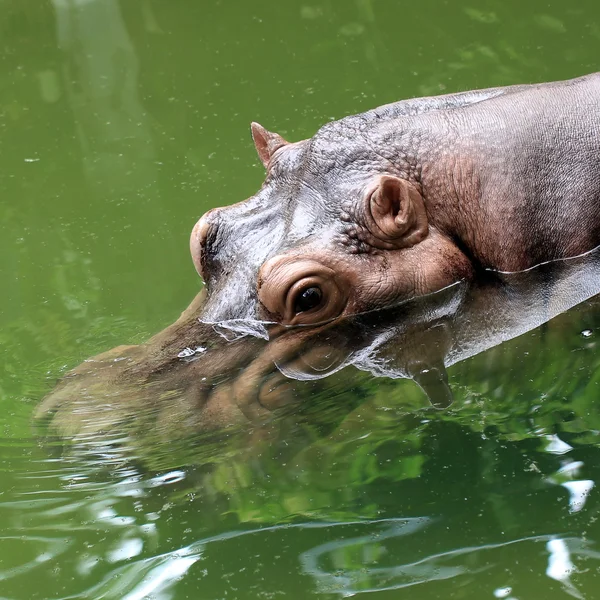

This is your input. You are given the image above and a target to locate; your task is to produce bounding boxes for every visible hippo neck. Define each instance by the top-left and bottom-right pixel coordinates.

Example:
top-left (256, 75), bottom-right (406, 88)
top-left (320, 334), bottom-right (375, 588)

top-left (364, 78), bottom-right (600, 272)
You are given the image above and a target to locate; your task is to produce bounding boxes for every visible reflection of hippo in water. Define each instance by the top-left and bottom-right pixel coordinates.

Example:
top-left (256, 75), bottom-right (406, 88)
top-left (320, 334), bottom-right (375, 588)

top-left (37, 246), bottom-right (600, 438)
top-left (191, 74), bottom-right (600, 335)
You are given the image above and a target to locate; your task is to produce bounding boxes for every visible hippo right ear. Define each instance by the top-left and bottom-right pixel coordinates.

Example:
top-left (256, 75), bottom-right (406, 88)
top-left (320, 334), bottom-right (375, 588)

top-left (251, 122), bottom-right (288, 168)
top-left (365, 175), bottom-right (429, 249)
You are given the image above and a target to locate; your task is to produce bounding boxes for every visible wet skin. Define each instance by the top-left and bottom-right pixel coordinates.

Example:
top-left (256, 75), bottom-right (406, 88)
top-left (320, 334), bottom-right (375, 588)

top-left (190, 73), bottom-right (600, 333)
top-left (37, 245), bottom-right (600, 440)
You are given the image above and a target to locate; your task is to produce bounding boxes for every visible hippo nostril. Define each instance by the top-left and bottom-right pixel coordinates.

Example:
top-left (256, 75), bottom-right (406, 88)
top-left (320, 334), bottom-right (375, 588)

top-left (190, 220), bottom-right (207, 279)
top-left (190, 210), bottom-right (220, 280)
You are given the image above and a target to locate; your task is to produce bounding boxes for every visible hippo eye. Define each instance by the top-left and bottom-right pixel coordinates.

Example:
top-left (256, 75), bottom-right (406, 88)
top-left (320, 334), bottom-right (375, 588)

top-left (258, 258), bottom-right (349, 326)
top-left (294, 286), bottom-right (323, 314)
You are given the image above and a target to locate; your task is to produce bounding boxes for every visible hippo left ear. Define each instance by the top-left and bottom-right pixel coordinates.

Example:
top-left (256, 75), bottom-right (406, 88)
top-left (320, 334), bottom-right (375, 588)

top-left (366, 175), bottom-right (428, 248)
top-left (251, 122), bottom-right (288, 168)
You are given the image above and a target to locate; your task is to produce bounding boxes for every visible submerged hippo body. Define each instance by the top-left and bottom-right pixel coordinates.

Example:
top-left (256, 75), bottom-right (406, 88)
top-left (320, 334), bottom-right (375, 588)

top-left (191, 73), bottom-right (600, 331)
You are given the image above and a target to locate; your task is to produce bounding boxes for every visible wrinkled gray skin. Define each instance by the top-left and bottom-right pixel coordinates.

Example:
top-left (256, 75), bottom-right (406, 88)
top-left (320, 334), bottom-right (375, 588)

top-left (192, 73), bottom-right (600, 333)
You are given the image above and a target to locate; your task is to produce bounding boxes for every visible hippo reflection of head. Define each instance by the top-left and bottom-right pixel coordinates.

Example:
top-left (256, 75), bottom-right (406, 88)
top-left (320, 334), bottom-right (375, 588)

top-left (190, 120), bottom-right (473, 329)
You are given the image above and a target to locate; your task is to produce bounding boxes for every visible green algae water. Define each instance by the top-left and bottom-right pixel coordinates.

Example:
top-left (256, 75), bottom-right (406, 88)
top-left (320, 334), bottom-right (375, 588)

top-left (2, 1), bottom-right (600, 598)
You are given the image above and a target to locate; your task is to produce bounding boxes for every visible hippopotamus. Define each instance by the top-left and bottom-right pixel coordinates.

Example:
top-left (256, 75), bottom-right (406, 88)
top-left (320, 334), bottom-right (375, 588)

top-left (190, 73), bottom-right (600, 333)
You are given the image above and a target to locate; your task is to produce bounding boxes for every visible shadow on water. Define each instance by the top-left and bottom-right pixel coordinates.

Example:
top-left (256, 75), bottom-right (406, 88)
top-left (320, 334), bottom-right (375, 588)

top-left (24, 247), bottom-right (600, 598)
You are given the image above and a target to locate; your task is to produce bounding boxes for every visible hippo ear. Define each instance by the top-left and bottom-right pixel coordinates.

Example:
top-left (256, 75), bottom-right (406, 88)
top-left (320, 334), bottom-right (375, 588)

top-left (251, 122), bottom-right (288, 168)
top-left (367, 175), bottom-right (429, 248)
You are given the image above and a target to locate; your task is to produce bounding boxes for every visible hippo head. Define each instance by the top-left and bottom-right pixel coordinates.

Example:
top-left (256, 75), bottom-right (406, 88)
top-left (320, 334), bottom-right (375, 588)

top-left (191, 119), bottom-right (473, 333)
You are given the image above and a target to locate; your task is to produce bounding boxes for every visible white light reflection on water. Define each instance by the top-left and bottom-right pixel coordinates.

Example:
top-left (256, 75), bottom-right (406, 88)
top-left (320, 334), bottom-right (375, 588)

top-left (546, 538), bottom-right (582, 600)
top-left (544, 434), bottom-right (573, 455)
top-left (107, 537), bottom-right (144, 563)
top-left (562, 480), bottom-right (595, 513)
top-left (119, 555), bottom-right (199, 600)
top-left (546, 460), bottom-right (595, 513)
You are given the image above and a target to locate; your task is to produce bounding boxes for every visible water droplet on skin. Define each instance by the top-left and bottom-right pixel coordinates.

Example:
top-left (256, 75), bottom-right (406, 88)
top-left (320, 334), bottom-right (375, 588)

top-left (177, 346), bottom-right (208, 358)
top-left (582, 329), bottom-right (593, 337)
top-left (493, 587), bottom-right (512, 599)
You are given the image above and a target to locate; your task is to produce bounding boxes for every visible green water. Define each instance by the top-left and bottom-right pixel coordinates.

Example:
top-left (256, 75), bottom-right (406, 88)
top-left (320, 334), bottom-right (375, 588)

top-left (2, 0), bottom-right (600, 598)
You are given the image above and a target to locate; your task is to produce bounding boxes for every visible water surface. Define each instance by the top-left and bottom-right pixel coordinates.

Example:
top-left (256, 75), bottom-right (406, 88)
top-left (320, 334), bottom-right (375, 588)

top-left (2, 1), bottom-right (600, 598)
